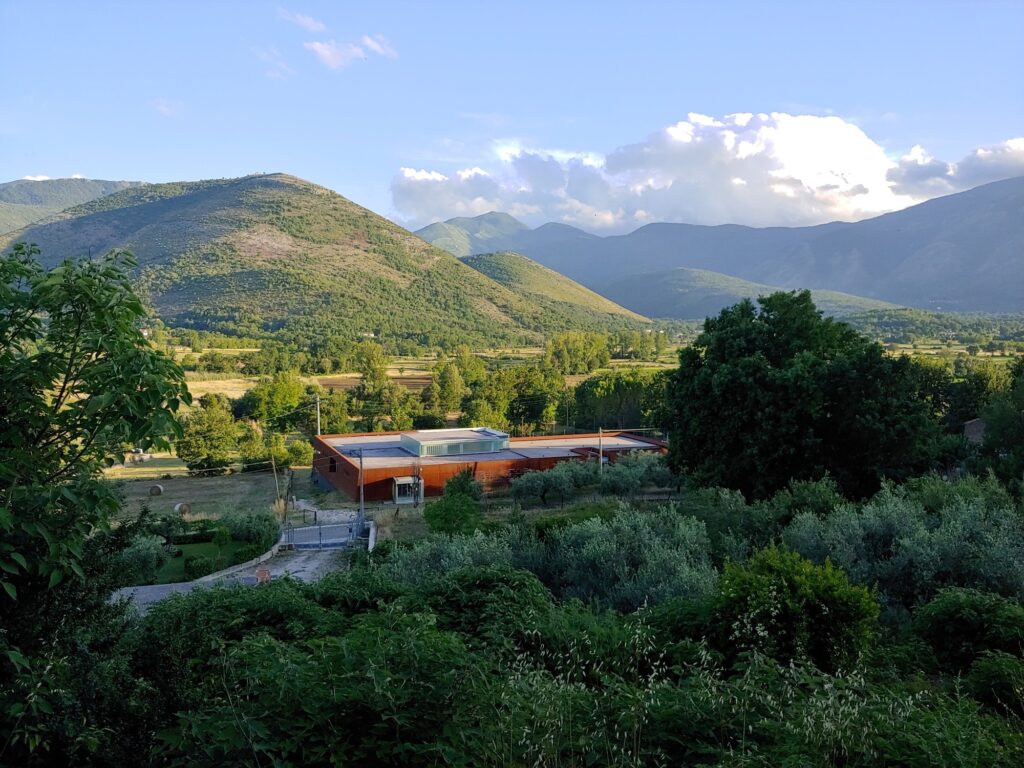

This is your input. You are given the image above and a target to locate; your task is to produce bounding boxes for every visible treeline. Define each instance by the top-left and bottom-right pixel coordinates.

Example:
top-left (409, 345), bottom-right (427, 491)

top-left (847, 308), bottom-right (1024, 347)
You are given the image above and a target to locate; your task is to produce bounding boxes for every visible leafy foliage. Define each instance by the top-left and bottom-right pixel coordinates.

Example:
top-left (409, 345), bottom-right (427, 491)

top-left (668, 290), bottom-right (943, 499)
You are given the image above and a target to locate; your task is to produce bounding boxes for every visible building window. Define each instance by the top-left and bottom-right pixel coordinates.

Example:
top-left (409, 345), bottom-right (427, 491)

top-left (329, 456), bottom-right (337, 473)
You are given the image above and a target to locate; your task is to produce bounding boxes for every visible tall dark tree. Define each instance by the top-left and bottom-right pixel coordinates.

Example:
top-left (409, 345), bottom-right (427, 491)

top-left (667, 291), bottom-right (940, 499)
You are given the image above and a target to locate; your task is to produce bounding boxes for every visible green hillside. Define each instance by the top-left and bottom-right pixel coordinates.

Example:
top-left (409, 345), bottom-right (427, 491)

top-left (3, 174), bottom-right (642, 347)
top-left (0, 178), bottom-right (143, 234)
top-left (463, 251), bottom-right (646, 321)
top-left (602, 267), bottom-right (899, 320)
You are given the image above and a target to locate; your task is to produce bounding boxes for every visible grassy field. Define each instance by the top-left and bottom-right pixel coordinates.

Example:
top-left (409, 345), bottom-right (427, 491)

top-left (105, 454), bottom-right (279, 522)
top-left (154, 541), bottom-right (247, 584)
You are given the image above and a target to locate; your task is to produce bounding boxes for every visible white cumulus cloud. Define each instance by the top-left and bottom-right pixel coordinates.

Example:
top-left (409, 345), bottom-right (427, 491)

top-left (361, 34), bottom-right (398, 59)
top-left (278, 8), bottom-right (326, 32)
top-left (303, 40), bottom-right (365, 69)
top-left (392, 113), bottom-right (1024, 232)
top-left (888, 137), bottom-right (1024, 196)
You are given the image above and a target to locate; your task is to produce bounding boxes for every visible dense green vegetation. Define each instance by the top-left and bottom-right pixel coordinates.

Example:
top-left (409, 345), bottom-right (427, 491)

top-left (463, 250), bottom-right (645, 319)
top-left (668, 291), bottom-right (947, 499)
top-left (846, 307), bottom-right (1024, 349)
top-left (4, 249), bottom-right (1024, 765)
top-left (3, 174), bottom-right (647, 349)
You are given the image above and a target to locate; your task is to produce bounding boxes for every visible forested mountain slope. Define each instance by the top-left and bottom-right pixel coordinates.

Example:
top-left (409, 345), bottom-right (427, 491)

top-left (0, 177), bottom-right (144, 234)
top-left (462, 251), bottom-right (645, 320)
top-left (3, 174), bottom-right (643, 347)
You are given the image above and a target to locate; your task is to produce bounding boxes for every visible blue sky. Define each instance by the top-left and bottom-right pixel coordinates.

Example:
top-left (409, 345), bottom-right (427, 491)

top-left (3, 1), bottom-right (1023, 231)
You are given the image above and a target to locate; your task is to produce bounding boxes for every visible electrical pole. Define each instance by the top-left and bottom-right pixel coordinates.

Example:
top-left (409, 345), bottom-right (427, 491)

top-left (315, 393), bottom-right (321, 436)
top-left (598, 427), bottom-right (603, 475)
top-left (271, 451), bottom-right (281, 501)
top-left (357, 449), bottom-right (365, 538)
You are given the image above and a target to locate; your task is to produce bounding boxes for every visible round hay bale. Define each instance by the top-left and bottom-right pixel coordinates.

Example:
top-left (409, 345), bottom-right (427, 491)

top-left (148, 484), bottom-right (164, 497)
top-left (173, 502), bottom-right (192, 517)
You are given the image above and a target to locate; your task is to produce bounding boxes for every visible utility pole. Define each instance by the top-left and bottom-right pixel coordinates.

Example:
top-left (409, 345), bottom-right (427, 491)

top-left (271, 451), bottom-right (281, 501)
top-left (315, 393), bottom-right (321, 436)
top-left (357, 449), bottom-right (365, 538)
top-left (598, 427), bottom-right (603, 475)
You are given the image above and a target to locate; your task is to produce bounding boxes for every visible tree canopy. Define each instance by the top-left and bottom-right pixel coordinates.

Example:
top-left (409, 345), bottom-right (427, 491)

top-left (667, 291), bottom-right (941, 499)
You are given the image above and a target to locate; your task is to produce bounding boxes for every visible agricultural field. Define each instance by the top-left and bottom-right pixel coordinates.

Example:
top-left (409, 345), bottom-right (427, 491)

top-left (105, 453), bottom-right (279, 523)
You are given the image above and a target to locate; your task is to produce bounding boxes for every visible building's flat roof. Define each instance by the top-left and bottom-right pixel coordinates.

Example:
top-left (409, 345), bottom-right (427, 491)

top-left (401, 427), bottom-right (507, 444)
top-left (321, 432), bottom-right (657, 470)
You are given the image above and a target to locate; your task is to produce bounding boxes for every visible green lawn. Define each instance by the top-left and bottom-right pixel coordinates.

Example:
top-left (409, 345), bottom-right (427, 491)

top-left (155, 540), bottom-right (248, 584)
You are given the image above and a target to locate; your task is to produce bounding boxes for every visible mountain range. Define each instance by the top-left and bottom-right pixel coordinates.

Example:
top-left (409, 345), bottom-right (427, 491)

top-left (416, 177), bottom-right (1024, 317)
top-left (0, 177), bottom-right (144, 234)
top-left (1, 174), bottom-right (643, 347)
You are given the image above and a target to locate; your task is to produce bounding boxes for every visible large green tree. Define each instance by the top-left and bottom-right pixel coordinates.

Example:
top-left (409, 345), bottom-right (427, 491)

top-left (0, 244), bottom-right (189, 757)
top-left (668, 291), bottom-right (940, 499)
top-left (176, 399), bottom-right (238, 474)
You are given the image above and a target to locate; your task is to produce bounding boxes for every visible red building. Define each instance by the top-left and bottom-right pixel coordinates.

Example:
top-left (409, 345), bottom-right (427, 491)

top-left (311, 427), bottom-right (666, 503)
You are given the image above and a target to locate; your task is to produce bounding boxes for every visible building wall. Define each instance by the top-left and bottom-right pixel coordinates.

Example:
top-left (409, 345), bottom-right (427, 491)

top-left (311, 432), bottom-right (666, 502)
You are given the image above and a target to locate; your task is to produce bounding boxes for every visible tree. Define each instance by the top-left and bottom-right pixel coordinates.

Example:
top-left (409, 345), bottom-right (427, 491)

top-left (354, 341), bottom-right (390, 394)
top-left (0, 244), bottom-right (189, 756)
top-left (668, 291), bottom-right (941, 499)
top-left (177, 400), bottom-right (237, 474)
top-left (436, 362), bottom-right (467, 413)
top-left (287, 439), bottom-right (314, 467)
top-left (976, 358), bottom-right (1024, 495)
top-left (236, 371), bottom-right (305, 425)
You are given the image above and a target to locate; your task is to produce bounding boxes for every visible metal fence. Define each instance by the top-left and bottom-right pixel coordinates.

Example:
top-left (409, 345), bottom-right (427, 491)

top-left (281, 523), bottom-right (357, 550)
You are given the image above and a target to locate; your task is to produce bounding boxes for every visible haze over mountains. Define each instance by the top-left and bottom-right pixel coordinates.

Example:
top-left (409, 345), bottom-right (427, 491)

top-left (417, 177), bottom-right (1024, 318)
top-left (1, 174), bottom-right (643, 346)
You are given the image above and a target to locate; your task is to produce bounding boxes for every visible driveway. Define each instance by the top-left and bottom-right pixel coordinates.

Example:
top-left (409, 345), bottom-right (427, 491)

top-left (113, 548), bottom-right (348, 612)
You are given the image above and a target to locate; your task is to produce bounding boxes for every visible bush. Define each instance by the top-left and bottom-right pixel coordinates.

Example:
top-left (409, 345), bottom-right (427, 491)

top-left (169, 530), bottom-right (216, 545)
top-left (423, 493), bottom-right (482, 535)
top-left (783, 485), bottom-right (1024, 611)
top-left (220, 510), bottom-right (279, 549)
top-left (118, 535), bottom-right (168, 585)
top-left (547, 505), bottom-right (717, 611)
top-left (966, 652), bottom-right (1024, 716)
top-left (713, 546), bottom-right (879, 673)
top-left (444, 470), bottom-right (483, 501)
top-left (183, 555), bottom-right (219, 580)
top-left (913, 588), bottom-right (1024, 673)
top-left (230, 544), bottom-right (265, 565)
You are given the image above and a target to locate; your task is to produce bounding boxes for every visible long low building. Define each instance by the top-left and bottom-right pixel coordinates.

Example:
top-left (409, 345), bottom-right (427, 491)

top-left (311, 427), bottom-right (666, 503)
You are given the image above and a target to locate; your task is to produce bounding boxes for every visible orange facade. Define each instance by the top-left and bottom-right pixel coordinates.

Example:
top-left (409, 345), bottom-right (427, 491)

top-left (311, 431), bottom-right (666, 502)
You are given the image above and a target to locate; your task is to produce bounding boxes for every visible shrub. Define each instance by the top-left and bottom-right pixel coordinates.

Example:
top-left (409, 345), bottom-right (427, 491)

top-left (444, 469), bottom-right (483, 501)
top-left (547, 505), bottom-right (718, 611)
top-left (713, 546), bottom-right (879, 673)
top-left (230, 544), bottom-right (264, 565)
top-left (118, 535), bottom-right (168, 585)
top-left (966, 652), bottom-right (1024, 716)
top-left (220, 510), bottom-right (279, 549)
top-left (783, 486), bottom-right (1024, 610)
top-left (423, 493), bottom-right (482, 535)
top-left (913, 588), bottom-right (1024, 672)
top-left (183, 555), bottom-right (219, 580)
top-left (414, 565), bottom-right (553, 648)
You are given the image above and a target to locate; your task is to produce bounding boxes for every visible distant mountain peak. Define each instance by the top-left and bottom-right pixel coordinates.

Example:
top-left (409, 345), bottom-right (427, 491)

top-left (417, 176), bottom-right (1024, 313)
